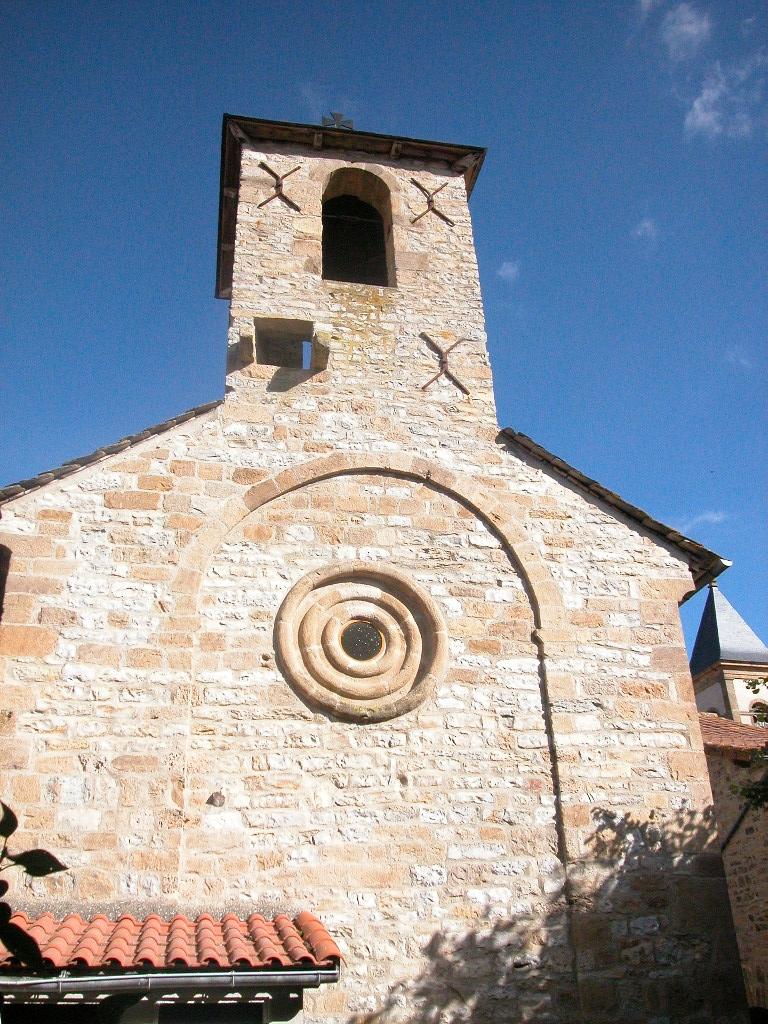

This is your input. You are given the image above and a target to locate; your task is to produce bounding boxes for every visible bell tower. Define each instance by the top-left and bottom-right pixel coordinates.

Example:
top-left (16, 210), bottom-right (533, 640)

top-left (215, 115), bottom-right (496, 447)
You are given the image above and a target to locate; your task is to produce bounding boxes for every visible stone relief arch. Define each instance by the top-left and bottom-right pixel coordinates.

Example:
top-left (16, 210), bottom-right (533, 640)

top-left (170, 452), bottom-right (568, 637)
top-left (166, 452), bottom-right (579, 872)
top-left (322, 165), bottom-right (397, 220)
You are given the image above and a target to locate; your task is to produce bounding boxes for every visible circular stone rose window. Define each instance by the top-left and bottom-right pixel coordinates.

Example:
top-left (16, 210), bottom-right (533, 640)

top-left (274, 561), bottom-right (448, 722)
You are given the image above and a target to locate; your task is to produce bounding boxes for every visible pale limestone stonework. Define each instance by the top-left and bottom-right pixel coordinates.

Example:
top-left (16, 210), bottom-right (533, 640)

top-left (0, 125), bottom-right (748, 1021)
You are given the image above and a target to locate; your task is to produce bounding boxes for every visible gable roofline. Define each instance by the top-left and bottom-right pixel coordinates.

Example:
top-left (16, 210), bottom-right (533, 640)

top-left (0, 409), bottom-right (728, 596)
top-left (0, 400), bottom-right (222, 506)
top-left (216, 114), bottom-right (486, 299)
top-left (501, 427), bottom-right (729, 595)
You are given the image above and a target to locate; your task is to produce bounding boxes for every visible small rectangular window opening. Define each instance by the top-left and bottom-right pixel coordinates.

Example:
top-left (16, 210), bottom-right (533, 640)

top-left (254, 318), bottom-right (315, 369)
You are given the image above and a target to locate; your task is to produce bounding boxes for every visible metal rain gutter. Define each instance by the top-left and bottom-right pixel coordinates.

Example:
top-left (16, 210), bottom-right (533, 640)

top-left (0, 966), bottom-right (340, 998)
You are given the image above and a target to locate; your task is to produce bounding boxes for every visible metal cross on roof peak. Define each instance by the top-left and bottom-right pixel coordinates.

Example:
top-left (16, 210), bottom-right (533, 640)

top-left (322, 112), bottom-right (354, 130)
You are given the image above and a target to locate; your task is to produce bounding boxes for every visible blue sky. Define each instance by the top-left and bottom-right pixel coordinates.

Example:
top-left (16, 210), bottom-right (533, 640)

top-left (1, 0), bottom-right (765, 649)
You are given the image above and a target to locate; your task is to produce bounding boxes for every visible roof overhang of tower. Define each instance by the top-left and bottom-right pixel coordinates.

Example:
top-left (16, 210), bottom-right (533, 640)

top-left (216, 114), bottom-right (486, 299)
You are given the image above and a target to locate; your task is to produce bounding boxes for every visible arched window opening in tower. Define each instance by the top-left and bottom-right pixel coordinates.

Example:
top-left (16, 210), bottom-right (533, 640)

top-left (321, 168), bottom-right (396, 288)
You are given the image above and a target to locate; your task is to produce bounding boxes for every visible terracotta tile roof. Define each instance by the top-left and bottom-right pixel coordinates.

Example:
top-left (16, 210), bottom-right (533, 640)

top-left (699, 712), bottom-right (768, 752)
top-left (0, 911), bottom-right (340, 971)
top-left (0, 400), bottom-right (223, 505)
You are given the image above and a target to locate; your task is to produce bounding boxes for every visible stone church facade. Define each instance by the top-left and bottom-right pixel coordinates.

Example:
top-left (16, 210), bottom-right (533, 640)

top-left (0, 116), bottom-right (748, 1021)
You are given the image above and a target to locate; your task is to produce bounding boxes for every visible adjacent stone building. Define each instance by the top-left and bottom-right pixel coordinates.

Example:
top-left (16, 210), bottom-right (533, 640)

top-left (699, 714), bottom-right (768, 1016)
top-left (0, 114), bottom-right (749, 1022)
top-left (692, 586), bottom-right (768, 1015)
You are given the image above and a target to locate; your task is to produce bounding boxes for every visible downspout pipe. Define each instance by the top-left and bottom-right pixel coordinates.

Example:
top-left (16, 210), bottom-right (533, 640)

top-left (0, 966), bottom-right (340, 998)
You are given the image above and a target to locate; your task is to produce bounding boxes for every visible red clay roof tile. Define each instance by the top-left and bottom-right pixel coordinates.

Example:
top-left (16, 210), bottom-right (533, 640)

top-left (0, 911), bottom-right (340, 972)
top-left (699, 712), bottom-right (768, 751)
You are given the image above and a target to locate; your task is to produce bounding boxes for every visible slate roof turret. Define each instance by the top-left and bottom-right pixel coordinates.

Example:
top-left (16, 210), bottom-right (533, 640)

top-left (690, 583), bottom-right (768, 676)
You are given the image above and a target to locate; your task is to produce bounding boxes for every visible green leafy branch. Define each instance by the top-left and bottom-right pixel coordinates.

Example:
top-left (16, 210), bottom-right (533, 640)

top-left (735, 678), bottom-right (768, 811)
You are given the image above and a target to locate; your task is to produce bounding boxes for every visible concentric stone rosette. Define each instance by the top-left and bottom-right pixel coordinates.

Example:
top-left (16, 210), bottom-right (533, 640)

top-left (275, 561), bottom-right (448, 722)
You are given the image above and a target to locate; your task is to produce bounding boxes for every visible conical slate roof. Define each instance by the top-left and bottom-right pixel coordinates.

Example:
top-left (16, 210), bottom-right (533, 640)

top-left (690, 584), bottom-right (768, 676)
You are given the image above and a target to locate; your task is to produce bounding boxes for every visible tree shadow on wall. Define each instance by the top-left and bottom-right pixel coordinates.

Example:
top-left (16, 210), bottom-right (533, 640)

top-left (0, 802), bottom-right (68, 968)
top-left (0, 557), bottom-right (70, 970)
top-left (347, 807), bottom-right (748, 1024)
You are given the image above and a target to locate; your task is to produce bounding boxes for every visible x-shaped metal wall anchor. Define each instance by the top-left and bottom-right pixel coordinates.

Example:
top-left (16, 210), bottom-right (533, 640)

top-left (420, 333), bottom-right (470, 396)
top-left (257, 162), bottom-right (302, 211)
top-left (410, 179), bottom-right (455, 226)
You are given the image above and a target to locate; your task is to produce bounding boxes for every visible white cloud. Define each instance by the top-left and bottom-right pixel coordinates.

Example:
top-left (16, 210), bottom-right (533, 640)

top-left (661, 3), bottom-right (711, 61)
top-left (298, 83), bottom-right (327, 121)
top-left (497, 260), bottom-right (521, 284)
top-left (684, 51), bottom-right (768, 138)
top-left (639, 0), bottom-right (663, 18)
top-left (631, 218), bottom-right (660, 256)
top-left (675, 510), bottom-right (727, 534)
top-left (724, 345), bottom-right (753, 370)
top-left (636, 0), bottom-right (765, 140)
top-left (741, 16), bottom-right (757, 38)
top-left (632, 217), bottom-right (659, 242)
